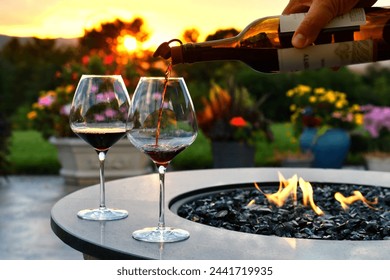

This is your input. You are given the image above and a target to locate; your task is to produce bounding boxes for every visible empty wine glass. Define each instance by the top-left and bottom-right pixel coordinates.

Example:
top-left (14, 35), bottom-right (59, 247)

top-left (126, 77), bottom-right (198, 242)
top-left (69, 75), bottom-right (130, 221)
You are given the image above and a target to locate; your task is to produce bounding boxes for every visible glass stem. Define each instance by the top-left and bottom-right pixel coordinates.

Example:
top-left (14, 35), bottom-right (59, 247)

top-left (157, 165), bottom-right (166, 230)
top-left (98, 151), bottom-right (108, 210)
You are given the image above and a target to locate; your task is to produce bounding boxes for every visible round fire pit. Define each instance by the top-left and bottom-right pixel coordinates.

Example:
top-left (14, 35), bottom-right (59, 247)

top-left (168, 168), bottom-right (390, 259)
top-left (173, 180), bottom-right (390, 241)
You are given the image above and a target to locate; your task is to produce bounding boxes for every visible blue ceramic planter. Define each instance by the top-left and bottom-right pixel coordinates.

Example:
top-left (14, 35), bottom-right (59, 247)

top-left (299, 128), bottom-right (350, 168)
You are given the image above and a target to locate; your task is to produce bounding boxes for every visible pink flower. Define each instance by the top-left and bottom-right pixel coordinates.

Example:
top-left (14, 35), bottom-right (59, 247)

top-left (152, 92), bottom-right (162, 100)
top-left (38, 95), bottom-right (55, 107)
top-left (96, 91), bottom-right (116, 102)
top-left (60, 104), bottom-right (71, 116)
top-left (94, 114), bottom-right (105, 122)
top-left (90, 84), bottom-right (99, 94)
top-left (105, 108), bottom-right (117, 118)
top-left (363, 105), bottom-right (390, 138)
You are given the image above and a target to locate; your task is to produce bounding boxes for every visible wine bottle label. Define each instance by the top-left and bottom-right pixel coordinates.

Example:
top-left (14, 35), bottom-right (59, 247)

top-left (280, 8), bottom-right (366, 33)
top-left (278, 40), bottom-right (373, 72)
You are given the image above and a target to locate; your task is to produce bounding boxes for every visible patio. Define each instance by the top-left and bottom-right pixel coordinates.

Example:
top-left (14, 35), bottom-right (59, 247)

top-left (0, 175), bottom-right (82, 259)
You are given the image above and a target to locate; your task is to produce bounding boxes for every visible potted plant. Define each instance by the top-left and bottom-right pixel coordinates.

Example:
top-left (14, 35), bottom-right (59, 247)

top-left (27, 53), bottom-right (152, 186)
top-left (286, 84), bottom-right (363, 168)
top-left (361, 105), bottom-right (390, 171)
top-left (197, 81), bottom-right (273, 168)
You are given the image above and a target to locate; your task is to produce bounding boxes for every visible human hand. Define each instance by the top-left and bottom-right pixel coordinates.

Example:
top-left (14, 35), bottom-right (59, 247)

top-left (282, 0), bottom-right (378, 48)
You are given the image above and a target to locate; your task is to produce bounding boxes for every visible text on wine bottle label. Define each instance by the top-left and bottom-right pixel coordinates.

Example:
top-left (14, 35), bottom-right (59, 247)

top-left (278, 40), bottom-right (373, 72)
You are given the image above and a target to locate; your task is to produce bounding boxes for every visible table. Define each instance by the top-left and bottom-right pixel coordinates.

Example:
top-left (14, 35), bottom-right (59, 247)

top-left (51, 168), bottom-right (390, 260)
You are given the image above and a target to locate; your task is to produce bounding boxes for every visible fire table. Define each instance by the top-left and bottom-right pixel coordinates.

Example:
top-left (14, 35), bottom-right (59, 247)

top-left (51, 168), bottom-right (390, 259)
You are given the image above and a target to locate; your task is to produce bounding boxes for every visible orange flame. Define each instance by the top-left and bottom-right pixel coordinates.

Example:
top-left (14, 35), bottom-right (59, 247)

top-left (252, 172), bottom-right (379, 216)
top-left (334, 191), bottom-right (378, 210)
top-left (254, 172), bottom-right (298, 207)
top-left (251, 172), bottom-right (378, 216)
top-left (253, 172), bottom-right (324, 215)
top-left (298, 177), bottom-right (324, 216)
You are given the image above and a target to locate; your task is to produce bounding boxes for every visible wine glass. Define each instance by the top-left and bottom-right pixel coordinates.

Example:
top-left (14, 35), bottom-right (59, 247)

top-left (126, 77), bottom-right (198, 242)
top-left (69, 75), bottom-right (130, 221)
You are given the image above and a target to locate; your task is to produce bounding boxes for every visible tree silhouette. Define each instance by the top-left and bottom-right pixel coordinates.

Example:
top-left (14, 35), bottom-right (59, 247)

top-left (182, 28), bottom-right (200, 43)
top-left (79, 17), bottom-right (149, 55)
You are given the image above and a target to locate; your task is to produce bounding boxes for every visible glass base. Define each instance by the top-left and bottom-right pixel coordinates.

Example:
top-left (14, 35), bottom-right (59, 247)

top-left (132, 227), bottom-right (190, 243)
top-left (77, 208), bottom-right (128, 221)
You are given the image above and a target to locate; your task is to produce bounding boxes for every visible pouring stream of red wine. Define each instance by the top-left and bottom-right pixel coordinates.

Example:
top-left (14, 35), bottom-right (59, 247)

top-left (155, 63), bottom-right (172, 146)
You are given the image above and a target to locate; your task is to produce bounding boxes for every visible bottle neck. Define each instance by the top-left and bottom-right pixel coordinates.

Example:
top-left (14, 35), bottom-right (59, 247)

top-left (171, 35), bottom-right (242, 64)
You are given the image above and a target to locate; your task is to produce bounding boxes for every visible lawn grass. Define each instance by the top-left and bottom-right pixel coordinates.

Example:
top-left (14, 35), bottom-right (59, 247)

top-left (8, 130), bottom-right (60, 174)
top-left (7, 124), bottom-right (301, 174)
top-left (255, 122), bottom-right (299, 166)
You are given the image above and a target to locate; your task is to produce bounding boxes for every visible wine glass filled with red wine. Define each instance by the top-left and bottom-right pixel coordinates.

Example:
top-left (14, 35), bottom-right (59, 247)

top-left (126, 77), bottom-right (198, 242)
top-left (69, 75), bottom-right (130, 221)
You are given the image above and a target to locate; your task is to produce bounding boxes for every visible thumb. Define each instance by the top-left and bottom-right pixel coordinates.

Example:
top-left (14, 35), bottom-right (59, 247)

top-left (291, 8), bottom-right (335, 48)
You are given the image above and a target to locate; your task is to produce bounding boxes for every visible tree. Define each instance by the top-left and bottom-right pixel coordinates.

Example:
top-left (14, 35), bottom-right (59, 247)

top-left (182, 28), bottom-right (200, 43)
top-left (79, 17), bottom-right (149, 55)
top-left (0, 37), bottom-right (75, 115)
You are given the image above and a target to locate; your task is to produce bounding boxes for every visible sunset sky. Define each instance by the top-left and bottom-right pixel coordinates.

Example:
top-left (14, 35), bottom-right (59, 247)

top-left (1, 0), bottom-right (390, 49)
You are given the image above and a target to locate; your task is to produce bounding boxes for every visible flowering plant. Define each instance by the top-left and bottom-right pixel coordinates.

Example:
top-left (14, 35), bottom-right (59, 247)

top-left (286, 84), bottom-right (363, 137)
top-left (361, 105), bottom-right (390, 154)
top-left (27, 51), bottom-right (144, 139)
top-left (197, 82), bottom-right (273, 145)
top-left (27, 85), bottom-right (75, 139)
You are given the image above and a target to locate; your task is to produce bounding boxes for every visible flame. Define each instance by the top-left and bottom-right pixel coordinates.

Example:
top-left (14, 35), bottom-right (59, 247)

top-left (298, 177), bottom-right (324, 216)
top-left (253, 172), bottom-right (326, 215)
top-left (254, 172), bottom-right (324, 215)
top-left (254, 172), bottom-right (298, 207)
top-left (252, 172), bottom-right (378, 216)
top-left (334, 191), bottom-right (378, 210)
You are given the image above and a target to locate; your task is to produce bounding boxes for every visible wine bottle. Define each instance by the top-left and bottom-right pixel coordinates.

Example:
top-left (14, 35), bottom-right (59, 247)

top-left (154, 7), bottom-right (390, 73)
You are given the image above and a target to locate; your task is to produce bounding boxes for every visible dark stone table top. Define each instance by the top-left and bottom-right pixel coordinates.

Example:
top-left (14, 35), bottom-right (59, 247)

top-left (51, 168), bottom-right (390, 260)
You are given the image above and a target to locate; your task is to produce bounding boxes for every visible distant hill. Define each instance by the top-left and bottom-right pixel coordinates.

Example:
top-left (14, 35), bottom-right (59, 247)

top-left (0, 34), bottom-right (78, 49)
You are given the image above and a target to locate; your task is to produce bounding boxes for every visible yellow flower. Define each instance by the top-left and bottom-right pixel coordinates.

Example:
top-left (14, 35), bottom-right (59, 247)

top-left (27, 111), bottom-right (37, 120)
top-left (324, 92), bottom-right (336, 103)
top-left (351, 104), bottom-right (360, 112)
top-left (314, 87), bottom-right (325, 95)
top-left (354, 113), bottom-right (364, 125)
top-left (338, 92), bottom-right (347, 100)
top-left (286, 89), bottom-right (294, 97)
top-left (335, 100), bottom-right (345, 109)
top-left (46, 90), bottom-right (57, 98)
top-left (289, 104), bottom-right (297, 111)
top-left (32, 102), bottom-right (41, 109)
top-left (297, 84), bottom-right (311, 96)
top-left (309, 96), bottom-right (317, 103)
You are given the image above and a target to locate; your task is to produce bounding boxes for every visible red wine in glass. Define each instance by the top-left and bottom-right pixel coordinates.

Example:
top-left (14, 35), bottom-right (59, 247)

top-left (70, 75), bottom-right (130, 221)
top-left (126, 76), bottom-right (198, 242)
top-left (72, 127), bottom-right (126, 152)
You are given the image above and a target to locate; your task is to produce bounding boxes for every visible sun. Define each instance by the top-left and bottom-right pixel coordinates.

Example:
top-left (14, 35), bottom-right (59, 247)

top-left (123, 35), bottom-right (137, 51)
top-left (116, 35), bottom-right (138, 53)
